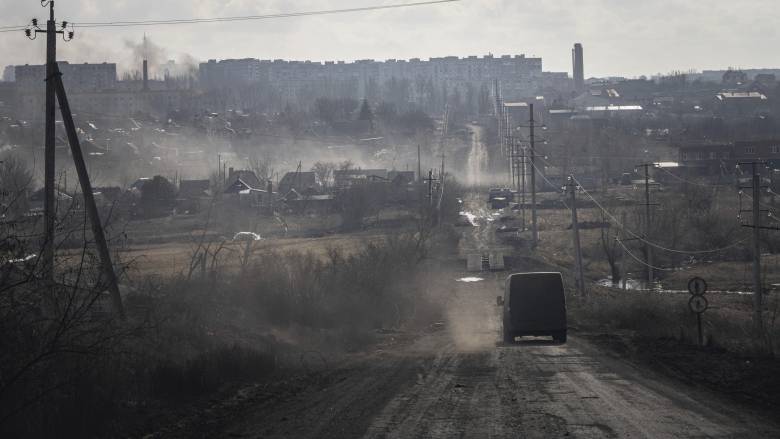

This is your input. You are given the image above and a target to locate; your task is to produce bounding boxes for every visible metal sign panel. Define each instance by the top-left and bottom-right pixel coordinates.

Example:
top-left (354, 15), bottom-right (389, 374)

top-left (688, 277), bottom-right (708, 296)
top-left (689, 295), bottom-right (709, 314)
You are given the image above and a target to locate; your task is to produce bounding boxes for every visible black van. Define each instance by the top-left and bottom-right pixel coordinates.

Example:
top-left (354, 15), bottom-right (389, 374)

top-left (497, 272), bottom-right (567, 343)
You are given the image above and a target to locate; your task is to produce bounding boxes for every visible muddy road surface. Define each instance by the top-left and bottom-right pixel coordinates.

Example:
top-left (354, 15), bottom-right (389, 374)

top-left (196, 199), bottom-right (779, 439)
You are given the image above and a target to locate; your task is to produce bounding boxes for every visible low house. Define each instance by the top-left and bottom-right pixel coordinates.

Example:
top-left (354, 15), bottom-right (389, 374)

top-left (715, 91), bottom-right (768, 117)
top-left (178, 179), bottom-right (211, 213)
top-left (28, 188), bottom-right (73, 212)
top-left (387, 171), bottom-right (417, 204)
top-left (179, 179), bottom-right (211, 199)
top-left (279, 171), bottom-right (318, 196)
top-left (129, 177), bottom-right (151, 193)
top-left (284, 190), bottom-right (335, 214)
top-left (224, 169), bottom-right (266, 207)
top-left (227, 168), bottom-right (262, 189)
top-left (679, 140), bottom-right (780, 176)
top-left (388, 171), bottom-right (415, 185)
top-left (333, 169), bottom-right (388, 188)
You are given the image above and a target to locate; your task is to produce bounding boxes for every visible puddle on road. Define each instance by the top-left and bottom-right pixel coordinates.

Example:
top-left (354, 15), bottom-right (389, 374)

top-left (456, 277), bottom-right (485, 283)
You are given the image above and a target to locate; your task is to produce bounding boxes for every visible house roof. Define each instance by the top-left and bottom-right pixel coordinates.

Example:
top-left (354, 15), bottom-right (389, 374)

top-left (227, 170), bottom-right (262, 189)
top-left (388, 171), bottom-right (415, 183)
top-left (225, 178), bottom-right (265, 194)
top-left (716, 91), bottom-right (767, 101)
top-left (179, 179), bottom-right (211, 198)
top-left (130, 178), bottom-right (150, 190)
top-left (334, 169), bottom-right (388, 181)
top-left (279, 171), bottom-right (317, 188)
top-left (30, 188), bottom-right (72, 202)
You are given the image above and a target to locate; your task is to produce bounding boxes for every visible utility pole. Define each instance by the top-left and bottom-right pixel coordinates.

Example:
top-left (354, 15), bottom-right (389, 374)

top-left (566, 176), bottom-right (586, 297)
top-left (521, 146), bottom-right (526, 230)
top-left (424, 169), bottom-right (437, 207)
top-left (53, 65), bottom-right (124, 318)
top-left (620, 210), bottom-right (628, 290)
top-left (751, 164), bottom-right (763, 337)
top-left (417, 144), bottom-right (421, 183)
top-left (739, 161), bottom-right (773, 337)
top-left (28, 3), bottom-right (125, 318)
top-left (40, 1), bottom-right (58, 284)
top-left (637, 163), bottom-right (659, 286)
top-left (529, 103), bottom-right (539, 247)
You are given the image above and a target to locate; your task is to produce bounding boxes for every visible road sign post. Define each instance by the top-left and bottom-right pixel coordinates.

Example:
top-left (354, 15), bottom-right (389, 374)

top-left (687, 277), bottom-right (709, 347)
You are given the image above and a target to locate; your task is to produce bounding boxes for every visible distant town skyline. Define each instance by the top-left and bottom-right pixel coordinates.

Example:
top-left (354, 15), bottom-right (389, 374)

top-left (0, 0), bottom-right (779, 78)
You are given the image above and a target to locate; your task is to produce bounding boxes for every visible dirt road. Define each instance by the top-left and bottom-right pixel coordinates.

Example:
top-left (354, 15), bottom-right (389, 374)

top-left (193, 199), bottom-right (779, 439)
top-left (211, 272), bottom-right (778, 438)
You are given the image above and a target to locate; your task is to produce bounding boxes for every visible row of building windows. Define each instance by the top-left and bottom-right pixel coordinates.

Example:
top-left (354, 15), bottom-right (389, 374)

top-left (682, 145), bottom-right (780, 160)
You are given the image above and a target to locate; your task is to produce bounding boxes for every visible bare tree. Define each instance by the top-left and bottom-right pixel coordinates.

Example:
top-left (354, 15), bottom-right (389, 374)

top-left (311, 161), bottom-right (336, 188)
top-left (0, 154), bottom-right (35, 219)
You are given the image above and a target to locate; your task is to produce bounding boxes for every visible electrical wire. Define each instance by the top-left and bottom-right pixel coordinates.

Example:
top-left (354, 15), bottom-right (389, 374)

top-left (740, 190), bottom-right (780, 216)
top-left (66, 1), bottom-right (460, 28)
top-left (655, 165), bottom-right (715, 188)
top-left (527, 158), bottom-right (569, 210)
top-left (567, 173), bottom-right (748, 254)
top-left (616, 237), bottom-right (679, 272)
top-left (0, 1), bottom-right (458, 33)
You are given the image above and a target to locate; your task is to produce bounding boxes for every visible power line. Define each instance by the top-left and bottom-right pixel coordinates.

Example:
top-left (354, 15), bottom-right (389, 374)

top-left (531, 153), bottom-right (746, 255)
top-left (53, 1), bottom-right (457, 29)
top-left (616, 238), bottom-right (678, 272)
top-left (655, 165), bottom-right (714, 188)
top-left (568, 173), bottom-right (748, 255)
top-left (528, 158), bottom-right (569, 210)
top-left (0, 1), bottom-right (459, 33)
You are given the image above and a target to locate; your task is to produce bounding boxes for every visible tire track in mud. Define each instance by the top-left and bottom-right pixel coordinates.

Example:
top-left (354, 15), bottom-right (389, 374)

top-left (222, 353), bottom-right (428, 439)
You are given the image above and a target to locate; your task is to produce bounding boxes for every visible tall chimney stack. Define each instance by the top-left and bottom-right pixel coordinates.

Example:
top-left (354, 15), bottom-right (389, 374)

top-left (142, 59), bottom-right (149, 91)
top-left (572, 43), bottom-right (584, 92)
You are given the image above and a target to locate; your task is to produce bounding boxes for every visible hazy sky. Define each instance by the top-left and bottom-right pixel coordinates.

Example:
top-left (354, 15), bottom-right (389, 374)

top-left (1, 0), bottom-right (779, 78)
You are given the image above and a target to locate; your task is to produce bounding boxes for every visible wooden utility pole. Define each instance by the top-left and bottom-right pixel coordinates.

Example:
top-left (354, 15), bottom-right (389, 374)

top-left (29, 3), bottom-right (125, 318)
top-left (529, 103), bottom-right (539, 247)
top-left (566, 176), bottom-right (586, 297)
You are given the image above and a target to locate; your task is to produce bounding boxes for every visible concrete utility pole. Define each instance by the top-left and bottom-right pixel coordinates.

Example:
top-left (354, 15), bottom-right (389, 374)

top-left (417, 144), bottom-right (421, 183)
top-left (43, 1), bottom-right (57, 284)
top-left (424, 169), bottom-right (436, 207)
top-left (740, 161), bottom-right (769, 337)
top-left (620, 210), bottom-right (628, 290)
top-left (750, 164), bottom-right (763, 336)
top-left (53, 65), bottom-right (124, 318)
top-left (566, 176), bottom-right (586, 297)
top-left (29, 2), bottom-right (125, 318)
top-left (529, 103), bottom-right (539, 247)
top-left (521, 146), bottom-right (526, 230)
top-left (636, 163), bottom-right (659, 286)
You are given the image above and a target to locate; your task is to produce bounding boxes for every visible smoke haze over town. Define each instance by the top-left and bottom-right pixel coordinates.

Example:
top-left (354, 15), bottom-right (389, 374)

top-left (2, 1), bottom-right (780, 438)
top-left (2, 0), bottom-right (780, 77)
